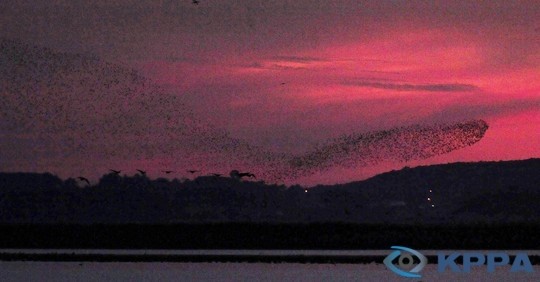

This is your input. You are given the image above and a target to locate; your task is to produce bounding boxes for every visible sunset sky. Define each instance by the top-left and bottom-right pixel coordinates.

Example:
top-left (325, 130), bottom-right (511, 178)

top-left (0, 1), bottom-right (539, 185)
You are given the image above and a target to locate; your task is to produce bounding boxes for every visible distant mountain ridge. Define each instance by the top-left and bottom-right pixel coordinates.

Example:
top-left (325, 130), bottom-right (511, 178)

top-left (331, 158), bottom-right (540, 223)
top-left (0, 158), bottom-right (539, 224)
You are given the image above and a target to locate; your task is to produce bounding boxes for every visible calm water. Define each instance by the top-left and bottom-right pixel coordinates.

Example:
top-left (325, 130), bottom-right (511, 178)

top-left (1, 250), bottom-right (540, 281)
top-left (1, 262), bottom-right (539, 282)
top-left (3, 249), bottom-right (540, 256)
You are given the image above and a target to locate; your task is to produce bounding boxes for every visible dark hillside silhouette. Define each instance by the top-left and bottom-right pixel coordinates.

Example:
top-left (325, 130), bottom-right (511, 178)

top-left (0, 159), bottom-right (539, 224)
top-left (0, 172), bottom-right (63, 191)
top-left (1, 159), bottom-right (540, 249)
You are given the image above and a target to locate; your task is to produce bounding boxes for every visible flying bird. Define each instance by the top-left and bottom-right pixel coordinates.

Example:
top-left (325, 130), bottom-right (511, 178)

top-left (77, 177), bottom-right (90, 185)
top-left (187, 170), bottom-right (199, 174)
top-left (192, 0), bottom-right (199, 5)
top-left (162, 170), bottom-right (174, 174)
top-left (136, 169), bottom-right (147, 176)
top-left (109, 169), bottom-right (121, 175)
top-left (211, 173), bottom-right (222, 177)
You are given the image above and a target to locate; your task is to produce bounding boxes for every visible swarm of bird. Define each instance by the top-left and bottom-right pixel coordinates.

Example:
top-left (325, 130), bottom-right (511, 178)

top-left (0, 39), bottom-right (489, 183)
top-left (286, 120), bottom-right (489, 178)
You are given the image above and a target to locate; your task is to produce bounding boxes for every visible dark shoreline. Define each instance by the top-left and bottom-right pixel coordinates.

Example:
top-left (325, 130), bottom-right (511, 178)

top-left (1, 253), bottom-right (540, 265)
top-left (0, 253), bottom-right (385, 263)
top-left (1, 223), bottom-right (540, 250)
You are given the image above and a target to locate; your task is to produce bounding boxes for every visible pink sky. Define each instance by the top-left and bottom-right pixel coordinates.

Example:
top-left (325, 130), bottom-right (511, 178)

top-left (0, 1), bottom-right (538, 184)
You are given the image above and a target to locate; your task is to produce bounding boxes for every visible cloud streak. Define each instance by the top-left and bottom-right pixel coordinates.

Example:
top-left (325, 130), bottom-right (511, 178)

top-left (344, 81), bottom-right (480, 92)
top-left (270, 56), bottom-right (327, 63)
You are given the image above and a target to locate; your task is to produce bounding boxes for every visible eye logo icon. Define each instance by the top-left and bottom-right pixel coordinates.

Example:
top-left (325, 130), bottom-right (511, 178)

top-left (384, 246), bottom-right (427, 278)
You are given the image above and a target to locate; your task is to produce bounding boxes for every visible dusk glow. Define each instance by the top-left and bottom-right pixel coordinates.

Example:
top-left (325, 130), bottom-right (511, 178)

top-left (0, 1), bottom-right (538, 185)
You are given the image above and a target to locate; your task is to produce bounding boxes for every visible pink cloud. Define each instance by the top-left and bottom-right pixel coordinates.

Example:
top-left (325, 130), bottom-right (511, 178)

top-left (1, 1), bottom-right (538, 184)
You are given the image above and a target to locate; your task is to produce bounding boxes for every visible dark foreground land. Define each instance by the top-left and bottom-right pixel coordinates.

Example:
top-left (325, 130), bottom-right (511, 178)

top-left (1, 252), bottom-right (539, 265)
top-left (2, 159), bottom-right (540, 225)
top-left (1, 223), bottom-right (539, 250)
top-left (1, 223), bottom-right (540, 263)
top-left (1, 159), bottom-right (540, 263)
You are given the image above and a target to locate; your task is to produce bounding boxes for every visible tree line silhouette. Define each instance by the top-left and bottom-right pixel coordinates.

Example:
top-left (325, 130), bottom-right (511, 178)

top-left (1, 159), bottom-right (540, 224)
top-left (1, 159), bottom-right (540, 249)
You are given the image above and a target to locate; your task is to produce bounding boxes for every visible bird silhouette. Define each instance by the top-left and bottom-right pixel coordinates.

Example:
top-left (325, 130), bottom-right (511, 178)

top-left (187, 170), bottom-right (199, 174)
top-left (77, 177), bottom-right (90, 185)
top-left (109, 169), bottom-right (121, 175)
top-left (192, 0), bottom-right (199, 5)
top-left (136, 169), bottom-right (146, 176)
top-left (211, 173), bottom-right (222, 177)
top-left (162, 170), bottom-right (174, 174)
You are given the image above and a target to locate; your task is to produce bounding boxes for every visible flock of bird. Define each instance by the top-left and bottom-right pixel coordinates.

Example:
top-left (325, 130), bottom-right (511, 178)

top-left (1, 38), bottom-right (489, 184)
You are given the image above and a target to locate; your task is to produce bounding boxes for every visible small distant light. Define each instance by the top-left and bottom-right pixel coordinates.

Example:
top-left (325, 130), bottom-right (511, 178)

top-left (427, 198), bottom-right (431, 201)
top-left (304, 189), bottom-right (308, 193)
top-left (431, 204), bottom-right (435, 208)
top-left (429, 190), bottom-right (432, 193)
